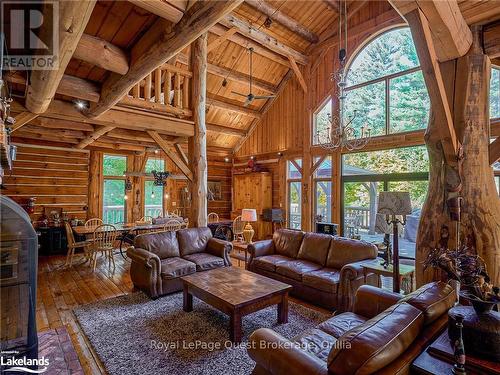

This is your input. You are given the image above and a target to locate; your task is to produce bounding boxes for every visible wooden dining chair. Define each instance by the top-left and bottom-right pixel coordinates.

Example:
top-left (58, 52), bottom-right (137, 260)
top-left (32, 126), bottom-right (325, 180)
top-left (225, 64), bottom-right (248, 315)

top-left (64, 222), bottom-right (93, 267)
top-left (139, 216), bottom-right (153, 224)
top-left (163, 219), bottom-right (182, 232)
top-left (232, 215), bottom-right (245, 242)
top-left (170, 209), bottom-right (181, 217)
top-left (208, 212), bottom-right (219, 223)
top-left (91, 224), bottom-right (117, 272)
top-left (85, 218), bottom-right (103, 228)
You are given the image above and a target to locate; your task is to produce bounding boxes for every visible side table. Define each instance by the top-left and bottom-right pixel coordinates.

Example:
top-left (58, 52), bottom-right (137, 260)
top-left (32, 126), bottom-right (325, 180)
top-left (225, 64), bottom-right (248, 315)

top-left (231, 241), bottom-right (249, 269)
top-left (361, 260), bottom-right (415, 294)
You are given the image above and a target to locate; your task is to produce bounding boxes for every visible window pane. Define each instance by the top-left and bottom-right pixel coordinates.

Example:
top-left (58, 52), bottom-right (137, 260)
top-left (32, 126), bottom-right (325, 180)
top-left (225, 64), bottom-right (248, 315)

top-left (313, 99), bottom-right (332, 145)
top-left (314, 156), bottom-right (332, 178)
top-left (144, 180), bottom-right (163, 218)
top-left (389, 71), bottom-right (430, 133)
top-left (288, 181), bottom-right (301, 229)
top-left (287, 159), bottom-right (302, 179)
top-left (103, 179), bottom-right (125, 224)
top-left (342, 146), bottom-right (429, 175)
top-left (491, 67), bottom-right (500, 118)
top-left (315, 181), bottom-right (332, 223)
top-left (103, 155), bottom-right (126, 176)
top-left (343, 181), bottom-right (384, 241)
top-left (344, 81), bottom-right (386, 137)
top-left (145, 157), bottom-right (165, 173)
top-left (347, 28), bottom-right (420, 87)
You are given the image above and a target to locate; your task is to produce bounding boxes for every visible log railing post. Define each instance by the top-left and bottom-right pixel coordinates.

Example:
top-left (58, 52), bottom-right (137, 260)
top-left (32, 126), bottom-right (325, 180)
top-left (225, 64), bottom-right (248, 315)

top-left (144, 73), bottom-right (152, 101)
top-left (165, 71), bottom-right (172, 105)
top-left (189, 33), bottom-right (208, 227)
top-left (174, 73), bottom-right (181, 108)
top-left (155, 68), bottom-right (162, 103)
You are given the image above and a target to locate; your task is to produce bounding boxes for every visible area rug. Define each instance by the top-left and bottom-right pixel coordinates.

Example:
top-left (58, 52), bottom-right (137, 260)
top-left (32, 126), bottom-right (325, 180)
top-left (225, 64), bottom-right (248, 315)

top-left (73, 292), bottom-right (329, 375)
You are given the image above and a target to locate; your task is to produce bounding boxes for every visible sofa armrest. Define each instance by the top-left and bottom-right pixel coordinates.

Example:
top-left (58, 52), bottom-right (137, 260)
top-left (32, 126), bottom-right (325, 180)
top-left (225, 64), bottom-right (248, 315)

top-left (248, 328), bottom-right (328, 375)
top-left (353, 285), bottom-right (403, 319)
top-left (248, 239), bottom-right (274, 259)
top-left (206, 238), bottom-right (232, 266)
top-left (337, 260), bottom-right (379, 312)
top-left (127, 247), bottom-right (162, 298)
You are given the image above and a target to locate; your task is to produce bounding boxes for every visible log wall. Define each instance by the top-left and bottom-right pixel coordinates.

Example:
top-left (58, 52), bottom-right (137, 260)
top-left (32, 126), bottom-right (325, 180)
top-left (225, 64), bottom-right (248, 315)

top-left (3, 143), bottom-right (90, 221)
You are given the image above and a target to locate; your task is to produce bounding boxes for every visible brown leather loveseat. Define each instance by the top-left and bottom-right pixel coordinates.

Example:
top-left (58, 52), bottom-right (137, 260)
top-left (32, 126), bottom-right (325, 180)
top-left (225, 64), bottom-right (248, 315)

top-left (248, 281), bottom-right (456, 375)
top-left (127, 227), bottom-right (232, 298)
top-left (248, 229), bottom-right (378, 311)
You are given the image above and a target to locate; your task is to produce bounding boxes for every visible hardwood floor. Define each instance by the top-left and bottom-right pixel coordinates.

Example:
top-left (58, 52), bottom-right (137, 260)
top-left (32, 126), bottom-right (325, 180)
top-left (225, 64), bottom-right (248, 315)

top-left (36, 252), bottom-right (331, 375)
top-left (37, 253), bottom-right (133, 374)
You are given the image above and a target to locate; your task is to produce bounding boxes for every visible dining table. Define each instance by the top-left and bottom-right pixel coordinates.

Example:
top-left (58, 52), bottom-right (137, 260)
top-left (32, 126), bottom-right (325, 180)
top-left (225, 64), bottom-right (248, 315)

top-left (72, 222), bottom-right (180, 258)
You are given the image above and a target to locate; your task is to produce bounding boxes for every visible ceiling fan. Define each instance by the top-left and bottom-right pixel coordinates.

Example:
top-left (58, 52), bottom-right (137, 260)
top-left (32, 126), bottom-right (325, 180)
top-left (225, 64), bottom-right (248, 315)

top-left (231, 47), bottom-right (275, 107)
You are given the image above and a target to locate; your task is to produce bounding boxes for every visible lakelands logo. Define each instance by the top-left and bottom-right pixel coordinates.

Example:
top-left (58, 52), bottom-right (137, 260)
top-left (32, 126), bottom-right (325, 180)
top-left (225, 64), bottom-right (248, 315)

top-left (0, 355), bottom-right (49, 373)
top-left (1, 0), bottom-right (59, 70)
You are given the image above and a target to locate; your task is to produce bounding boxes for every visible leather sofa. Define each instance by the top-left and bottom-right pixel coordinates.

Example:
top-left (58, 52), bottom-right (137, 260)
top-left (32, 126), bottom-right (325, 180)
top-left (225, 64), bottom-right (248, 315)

top-left (248, 281), bottom-right (456, 375)
top-left (248, 229), bottom-right (378, 311)
top-left (127, 227), bottom-right (232, 298)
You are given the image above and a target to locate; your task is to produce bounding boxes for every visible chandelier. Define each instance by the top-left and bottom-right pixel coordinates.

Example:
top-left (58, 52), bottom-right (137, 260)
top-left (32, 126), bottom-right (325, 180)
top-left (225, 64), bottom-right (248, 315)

top-left (317, 0), bottom-right (371, 151)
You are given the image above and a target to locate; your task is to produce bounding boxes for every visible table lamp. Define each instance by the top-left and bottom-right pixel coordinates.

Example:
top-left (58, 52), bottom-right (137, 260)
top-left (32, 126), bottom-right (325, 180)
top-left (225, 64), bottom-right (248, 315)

top-left (241, 209), bottom-right (257, 244)
top-left (377, 192), bottom-right (412, 293)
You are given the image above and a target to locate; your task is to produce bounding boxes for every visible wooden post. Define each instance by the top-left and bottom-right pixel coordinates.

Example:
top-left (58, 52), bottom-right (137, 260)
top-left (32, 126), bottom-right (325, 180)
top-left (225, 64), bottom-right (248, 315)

top-left (88, 151), bottom-right (103, 220)
top-left (189, 33), bottom-right (208, 227)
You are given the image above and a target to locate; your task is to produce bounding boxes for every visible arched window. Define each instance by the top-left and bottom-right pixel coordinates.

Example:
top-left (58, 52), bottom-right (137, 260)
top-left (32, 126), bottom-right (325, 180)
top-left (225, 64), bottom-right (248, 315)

top-left (344, 27), bottom-right (430, 137)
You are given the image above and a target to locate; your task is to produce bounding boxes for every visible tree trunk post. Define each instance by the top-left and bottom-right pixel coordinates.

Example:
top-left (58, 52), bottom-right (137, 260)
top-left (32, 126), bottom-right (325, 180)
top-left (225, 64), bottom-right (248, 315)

top-left (189, 33), bottom-right (208, 227)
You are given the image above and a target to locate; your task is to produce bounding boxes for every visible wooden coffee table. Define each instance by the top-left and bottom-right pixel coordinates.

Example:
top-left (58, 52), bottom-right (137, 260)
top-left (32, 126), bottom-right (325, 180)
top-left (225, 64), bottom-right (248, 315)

top-left (181, 267), bottom-right (292, 342)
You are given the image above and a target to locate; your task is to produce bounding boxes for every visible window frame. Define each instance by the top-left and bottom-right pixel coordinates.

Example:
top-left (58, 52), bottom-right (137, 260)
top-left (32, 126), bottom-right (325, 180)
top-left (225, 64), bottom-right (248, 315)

top-left (286, 158), bottom-right (302, 230)
top-left (312, 97), bottom-right (334, 146)
top-left (312, 155), bottom-right (333, 224)
top-left (102, 153), bottom-right (128, 224)
top-left (143, 156), bottom-right (166, 218)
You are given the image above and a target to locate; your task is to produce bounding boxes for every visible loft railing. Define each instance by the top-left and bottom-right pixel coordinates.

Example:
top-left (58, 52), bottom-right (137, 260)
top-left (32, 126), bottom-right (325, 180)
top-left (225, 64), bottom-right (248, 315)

top-left (122, 63), bottom-right (192, 118)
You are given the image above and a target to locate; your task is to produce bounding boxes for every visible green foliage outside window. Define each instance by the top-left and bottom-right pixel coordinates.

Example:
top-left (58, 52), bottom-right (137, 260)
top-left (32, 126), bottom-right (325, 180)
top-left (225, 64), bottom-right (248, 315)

top-left (491, 67), bottom-right (500, 119)
top-left (103, 155), bottom-right (126, 176)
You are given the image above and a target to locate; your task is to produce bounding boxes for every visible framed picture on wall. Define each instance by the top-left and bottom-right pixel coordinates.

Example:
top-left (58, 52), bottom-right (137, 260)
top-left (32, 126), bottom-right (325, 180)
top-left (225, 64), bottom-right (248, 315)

top-left (207, 181), bottom-right (222, 201)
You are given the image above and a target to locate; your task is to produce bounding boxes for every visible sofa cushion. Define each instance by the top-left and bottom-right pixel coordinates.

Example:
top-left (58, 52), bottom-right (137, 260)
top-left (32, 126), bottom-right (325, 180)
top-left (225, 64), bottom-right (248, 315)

top-left (328, 302), bottom-right (424, 375)
top-left (252, 254), bottom-right (291, 272)
top-left (276, 260), bottom-right (322, 281)
top-left (177, 227), bottom-right (213, 256)
top-left (134, 230), bottom-right (180, 260)
top-left (273, 229), bottom-right (305, 258)
top-left (293, 328), bottom-right (337, 362)
top-left (297, 232), bottom-right (332, 266)
top-left (160, 257), bottom-right (196, 279)
top-left (302, 268), bottom-right (340, 294)
top-left (401, 281), bottom-right (456, 325)
top-left (326, 236), bottom-right (377, 269)
top-left (318, 312), bottom-right (367, 338)
top-left (183, 252), bottom-right (224, 271)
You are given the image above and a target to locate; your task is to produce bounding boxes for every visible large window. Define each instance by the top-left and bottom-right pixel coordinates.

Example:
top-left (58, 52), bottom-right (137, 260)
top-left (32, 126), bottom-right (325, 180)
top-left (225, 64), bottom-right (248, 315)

top-left (344, 27), bottom-right (430, 137)
top-left (313, 156), bottom-right (332, 223)
top-left (313, 98), bottom-right (333, 145)
top-left (144, 156), bottom-right (165, 218)
top-left (491, 66), bottom-right (499, 119)
top-left (287, 159), bottom-right (302, 229)
top-left (103, 154), bottom-right (127, 224)
top-left (342, 146), bottom-right (429, 260)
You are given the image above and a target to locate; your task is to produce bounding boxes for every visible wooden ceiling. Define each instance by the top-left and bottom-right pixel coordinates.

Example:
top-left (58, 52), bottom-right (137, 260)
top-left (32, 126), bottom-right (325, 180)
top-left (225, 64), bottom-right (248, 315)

top-left (8, 0), bottom-right (500, 155)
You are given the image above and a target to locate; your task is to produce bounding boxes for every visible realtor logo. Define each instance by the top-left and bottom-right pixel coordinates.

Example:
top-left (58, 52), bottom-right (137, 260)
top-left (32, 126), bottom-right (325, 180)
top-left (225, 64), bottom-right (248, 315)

top-left (1, 0), bottom-right (59, 70)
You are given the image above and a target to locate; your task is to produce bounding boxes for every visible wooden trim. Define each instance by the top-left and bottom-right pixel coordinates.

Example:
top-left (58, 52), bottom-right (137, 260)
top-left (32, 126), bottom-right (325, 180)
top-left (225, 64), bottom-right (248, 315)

top-left (11, 112), bottom-right (39, 132)
top-left (289, 159), bottom-right (303, 175)
top-left (489, 137), bottom-right (500, 165)
top-left (484, 21), bottom-right (500, 59)
top-left (75, 126), bottom-right (115, 149)
top-left (207, 26), bottom-right (238, 52)
top-left (174, 143), bottom-right (189, 165)
top-left (25, 1), bottom-right (96, 113)
top-left (208, 95), bottom-right (262, 119)
top-left (288, 55), bottom-right (307, 93)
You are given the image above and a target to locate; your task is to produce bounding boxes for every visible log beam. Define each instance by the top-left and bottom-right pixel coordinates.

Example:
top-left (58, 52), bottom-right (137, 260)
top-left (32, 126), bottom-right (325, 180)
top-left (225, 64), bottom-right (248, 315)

top-left (208, 95), bottom-right (262, 118)
top-left (10, 112), bottom-right (39, 132)
top-left (88, 0), bottom-right (243, 118)
top-left (288, 55), bottom-right (307, 93)
top-left (26, 1), bottom-right (96, 113)
top-left (174, 143), bottom-right (189, 165)
top-left (75, 126), bottom-right (115, 149)
top-left (147, 130), bottom-right (193, 181)
top-left (489, 137), bottom-right (500, 165)
top-left (73, 34), bottom-right (129, 75)
top-left (128, 0), bottom-right (183, 23)
top-left (389, 0), bottom-right (472, 62)
top-left (484, 21), bottom-right (500, 59)
top-left (245, 0), bottom-right (318, 43)
top-left (405, 8), bottom-right (459, 165)
top-left (207, 27), bottom-right (238, 52)
top-left (220, 14), bottom-right (308, 65)
top-left (189, 34), bottom-right (208, 227)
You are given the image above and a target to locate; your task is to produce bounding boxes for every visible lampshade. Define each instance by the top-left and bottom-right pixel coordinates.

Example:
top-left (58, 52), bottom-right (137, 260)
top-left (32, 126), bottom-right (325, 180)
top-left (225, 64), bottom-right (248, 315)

top-left (374, 213), bottom-right (392, 234)
top-left (377, 192), bottom-right (412, 216)
top-left (241, 209), bottom-right (257, 222)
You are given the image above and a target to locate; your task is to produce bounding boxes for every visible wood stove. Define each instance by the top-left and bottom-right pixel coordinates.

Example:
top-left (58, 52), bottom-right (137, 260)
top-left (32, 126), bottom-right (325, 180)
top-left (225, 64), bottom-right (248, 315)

top-left (0, 196), bottom-right (38, 368)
